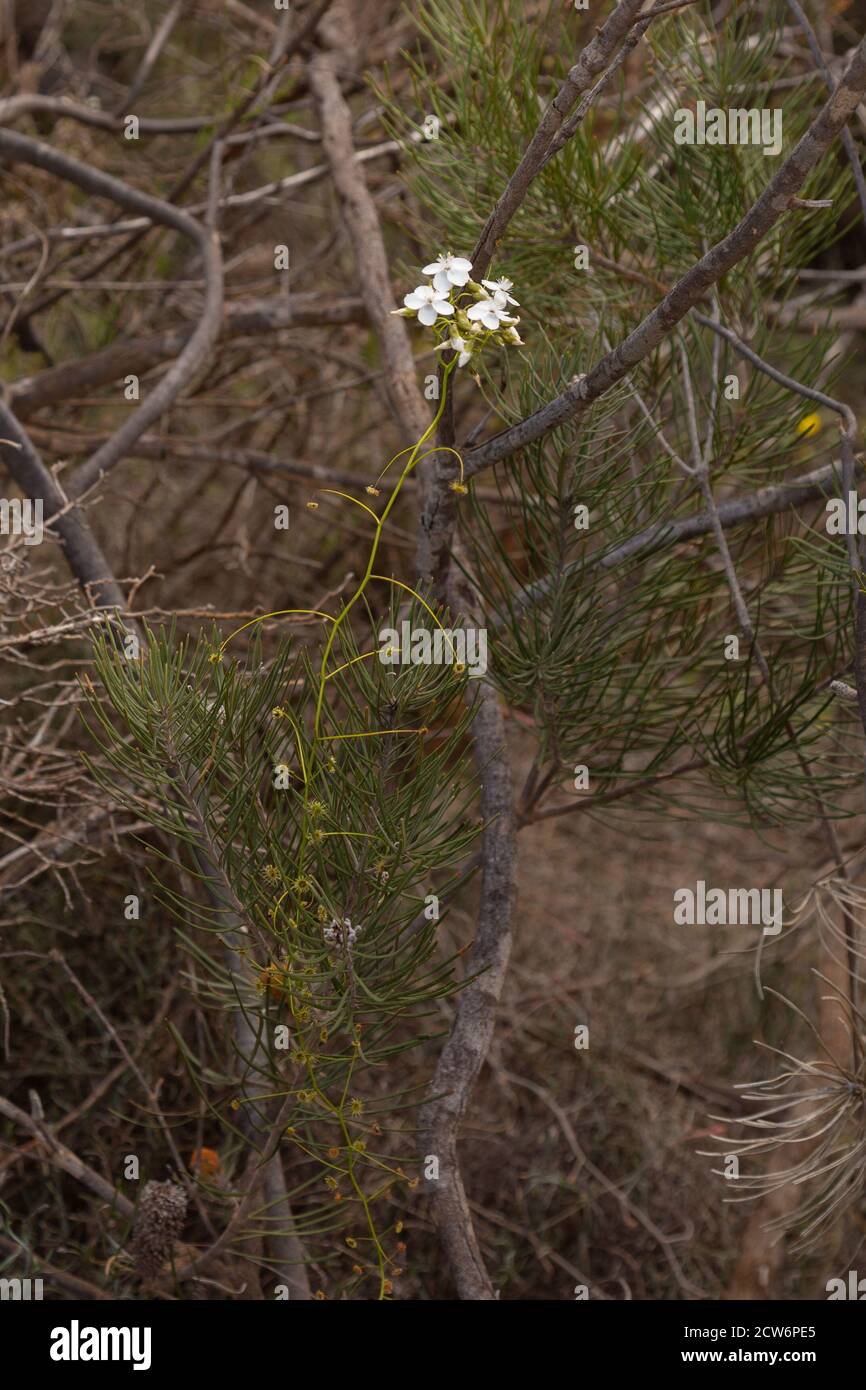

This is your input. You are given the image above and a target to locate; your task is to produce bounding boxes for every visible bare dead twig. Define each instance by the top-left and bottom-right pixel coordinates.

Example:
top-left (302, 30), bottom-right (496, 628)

top-left (0, 126), bottom-right (225, 500)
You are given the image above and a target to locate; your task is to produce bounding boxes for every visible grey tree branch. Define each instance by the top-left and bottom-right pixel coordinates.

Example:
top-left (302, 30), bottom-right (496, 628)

top-left (409, 0), bottom-right (696, 1296)
top-left (0, 400), bottom-right (128, 612)
top-left (414, 0), bottom-right (658, 590)
top-left (308, 48), bottom-right (430, 450)
top-left (0, 94), bottom-right (217, 132)
top-left (463, 35), bottom-right (866, 476)
top-left (679, 327), bottom-right (860, 1060)
top-left (0, 1232), bottom-right (111, 1300)
top-left (515, 456), bottom-right (863, 616)
top-left (0, 1091), bottom-right (135, 1219)
top-left (7, 295), bottom-right (367, 420)
top-left (420, 678), bottom-right (516, 1299)
top-left (121, 0), bottom-right (188, 112)
top-left (785, 0), bottom-right (866, 228)
top-left (173, 741), bottom-right (311, 1299)
top-left (469, 0), bottom-right (648, 282)
top-left (0, 139), bottom-right (413, 262)
top-left (0, 126), bottom-right (224, 499)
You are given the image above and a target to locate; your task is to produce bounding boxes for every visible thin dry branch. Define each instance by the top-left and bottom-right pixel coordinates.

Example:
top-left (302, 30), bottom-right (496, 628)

top-left (0, 1091), bottom-right (135, 1219)
top-left (469, 0), bottom-right (648, 282)
top-left (309, 47), bottom-right (430, 453)
top-left (464, 35), bottom-right (866, 475)
top-left (0, 402), bottom-right (128, 611)
top-left (0, 126), bottom-right (224, 499)
top-left (420, 678), bottom-right (516, 1299)
top-left (8, 295), bottom-right (367, 419)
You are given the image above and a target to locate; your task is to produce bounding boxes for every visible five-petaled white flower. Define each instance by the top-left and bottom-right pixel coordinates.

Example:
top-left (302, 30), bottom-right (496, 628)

top-left (435, 332), bottom-right (473, 368)
top-left (481, 277), bottom-right (519, 306)
top-left (423, 254), bottom-right (473, 295)
top-left (403, 283), bottom-right (455, 326)
top-left (466, 292), bottom-right (517, 331)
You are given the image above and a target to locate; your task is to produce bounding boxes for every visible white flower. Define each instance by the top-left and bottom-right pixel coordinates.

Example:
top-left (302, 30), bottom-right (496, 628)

top-left (490, 288), bottom-right (518, 314)
top-left (402, 284), bottom-right (455, 326)
top-left (435, 332), bottom-right (473, 368)
top-left (423, 254), bottom-right (473, 295)
top-left (481, 277), bottom-right (519, 306)
top-left (466, 293), bottom-right (518, 331)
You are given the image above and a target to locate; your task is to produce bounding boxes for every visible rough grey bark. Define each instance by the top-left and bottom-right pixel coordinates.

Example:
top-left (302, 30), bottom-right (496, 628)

top-left (420, 678), bottom-right (516, 1299)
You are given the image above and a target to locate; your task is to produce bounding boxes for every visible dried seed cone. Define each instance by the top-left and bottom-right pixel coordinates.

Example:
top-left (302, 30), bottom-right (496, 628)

top-left (132, 1179), bottom-right (187, 1279)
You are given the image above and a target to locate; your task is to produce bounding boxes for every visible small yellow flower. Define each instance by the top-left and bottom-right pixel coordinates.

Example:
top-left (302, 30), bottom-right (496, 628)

top-left (314, 1289), bottom-right (326, 1300)
top-left (349, 1097), bottom-right (363, 1116)
top-left (306, 500), bottom-right (319, 510)
top-left (208, 650), bottom-right (223, 664)
top-left (797, 412), bottom-right (821, 439)
top-left (345, 1236), bottom-right (357, 1249)
top-left (365, 485), bottom-right (380, 496)
top-left (449, 480), bottom-right (468, 495)
top-left (262, 863), bottom-right (281, 884)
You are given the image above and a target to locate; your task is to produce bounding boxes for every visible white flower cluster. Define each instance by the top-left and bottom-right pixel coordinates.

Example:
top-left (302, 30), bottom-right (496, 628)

top-left (323, 916), bottom-right (362, 949)
top-left (393, 252), bottom-right (524, 367)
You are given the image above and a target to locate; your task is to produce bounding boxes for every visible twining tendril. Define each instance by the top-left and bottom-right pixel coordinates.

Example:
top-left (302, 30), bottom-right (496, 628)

top-left (208, 253), bottom-right (524, 1296)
